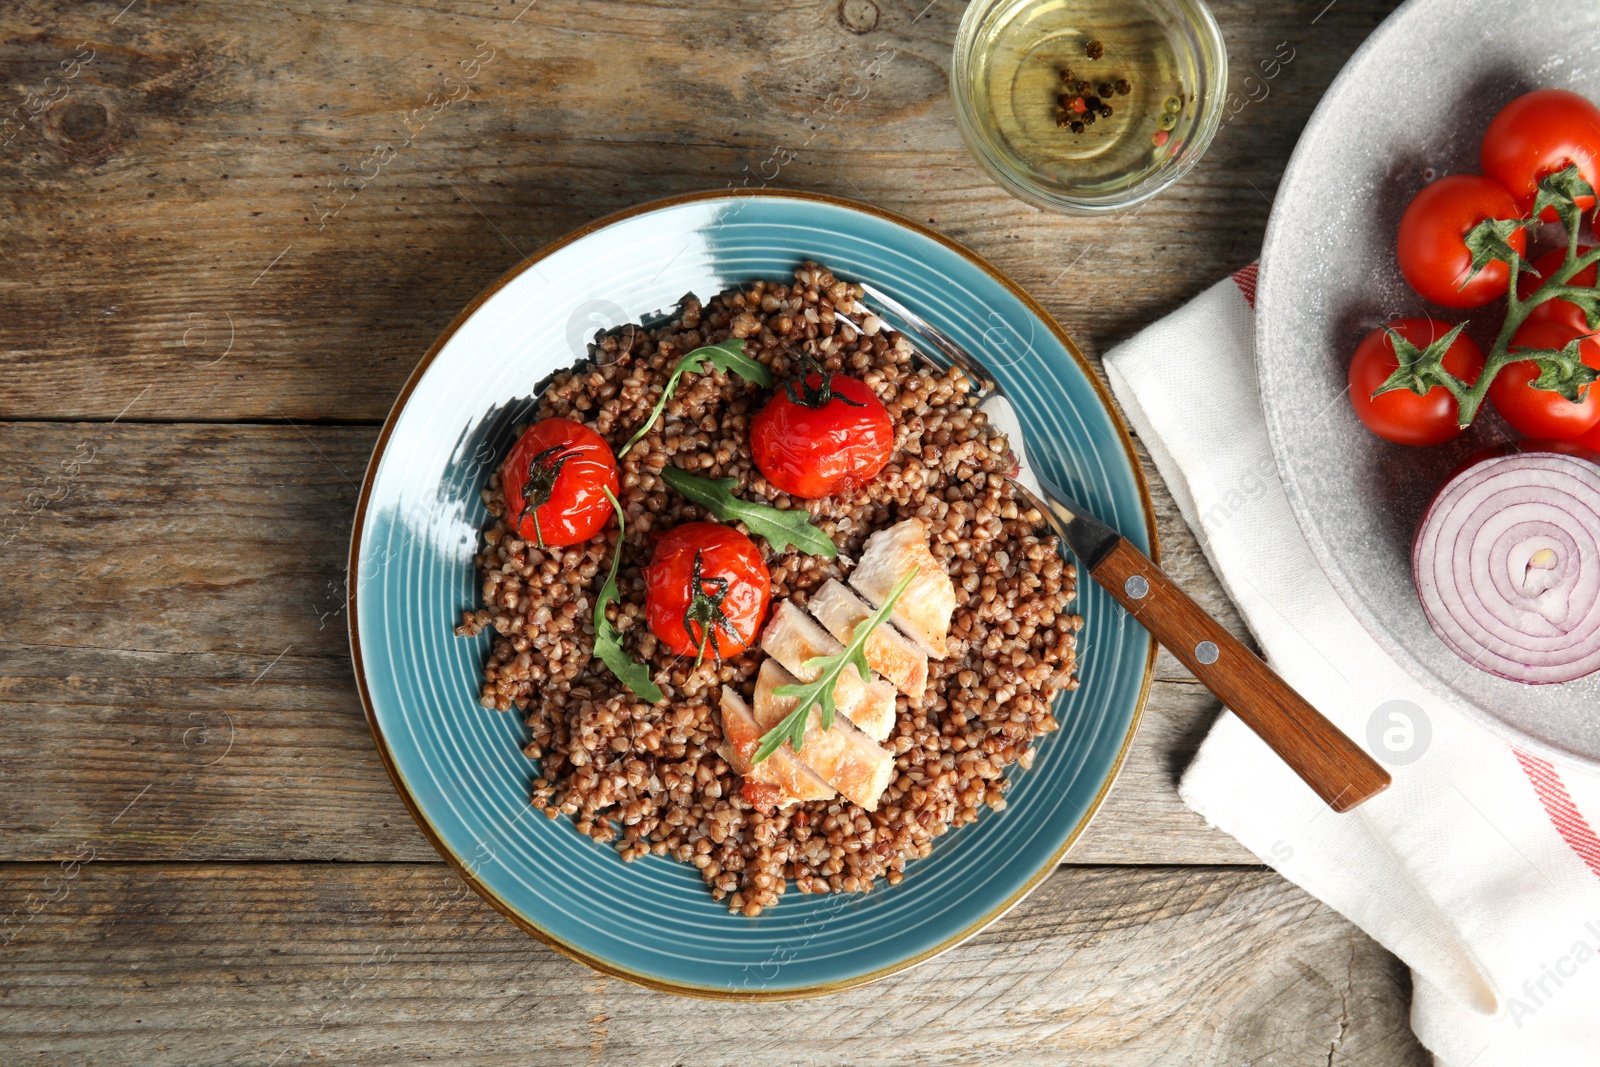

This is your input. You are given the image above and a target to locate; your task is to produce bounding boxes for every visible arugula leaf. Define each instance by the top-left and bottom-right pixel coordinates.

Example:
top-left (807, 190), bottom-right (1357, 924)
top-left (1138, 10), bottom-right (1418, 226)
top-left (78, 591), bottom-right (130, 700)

top-left (590, 488), bottom-right (663, 703)
top-left (751, 568), bottom-right (916, 765)
top-left (1370, 323), bottom-right (1472, 399)
top-left (1461, 217), bottom-right (1529, 287)
top-left (660, 467), bottom-right (837, 558)
top-left (695, 337), bottom-right (773, 385)
top-left (617, 339), bottom-right (772, 458)
top-left (1510, 337), bottom-right (1600, 403)
top-left (1531, 163), bottom-right (1598, 236)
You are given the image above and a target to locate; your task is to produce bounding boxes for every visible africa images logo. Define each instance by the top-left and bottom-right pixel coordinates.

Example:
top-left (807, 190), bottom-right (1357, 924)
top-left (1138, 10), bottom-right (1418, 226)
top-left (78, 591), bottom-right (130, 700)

top-left (1366, 699), bottom-right (1432, 766)
top-left (1505, 920), bottom-right (1600, 1028)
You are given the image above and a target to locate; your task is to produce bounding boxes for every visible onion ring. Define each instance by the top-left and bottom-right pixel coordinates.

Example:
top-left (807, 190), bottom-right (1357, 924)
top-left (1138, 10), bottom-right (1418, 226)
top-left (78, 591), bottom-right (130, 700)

top-left (1413, 443), bottom-right (1600, 684)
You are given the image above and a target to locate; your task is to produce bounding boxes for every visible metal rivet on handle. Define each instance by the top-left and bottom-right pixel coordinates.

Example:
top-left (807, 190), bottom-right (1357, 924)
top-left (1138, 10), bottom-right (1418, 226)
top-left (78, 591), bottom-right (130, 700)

top-left (1195, 640), bottom-right (1220, 664)
top-left (1124, 575), bottom-right (1149, 599)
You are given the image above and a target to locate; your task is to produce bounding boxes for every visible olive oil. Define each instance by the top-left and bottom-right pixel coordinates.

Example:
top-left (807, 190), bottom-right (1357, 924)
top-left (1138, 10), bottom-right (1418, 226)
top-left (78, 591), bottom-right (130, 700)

top-left (961, 0), bottom-right (1212, 204)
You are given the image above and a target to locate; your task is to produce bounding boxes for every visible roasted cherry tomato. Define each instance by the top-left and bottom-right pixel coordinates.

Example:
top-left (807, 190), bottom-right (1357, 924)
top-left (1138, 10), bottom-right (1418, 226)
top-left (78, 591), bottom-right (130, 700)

top-left (644, 522), bottom-right (771, 663)
top-left (750, 366), bottom-right (895, 498)
top-left (500, 417), bottom-right (619, 548)
top-left (1481, 89), bottom-right (1600, 221)
top-left (1489, 319), bottom-right (1600, 439)
top-left (1397, 175), bottom-right (1527, 308)
top-left (1348, 319), bottom-right (1485, 446)
top-left (1516, 245), bottom-right (1599, 333)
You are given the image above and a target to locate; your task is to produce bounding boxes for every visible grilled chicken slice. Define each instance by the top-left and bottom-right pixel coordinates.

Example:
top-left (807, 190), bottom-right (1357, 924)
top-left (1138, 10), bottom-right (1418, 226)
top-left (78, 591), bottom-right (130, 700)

top-left (717, 687), bottom-right (835, 806)
top-left (751, 660), bottom-right (894, 812)
top-left (848, 518), bottom-right (957, 658)
top-left (807, 579), bottom-right (929, 700)
top-left (759, 600), bottom-right (897, 742)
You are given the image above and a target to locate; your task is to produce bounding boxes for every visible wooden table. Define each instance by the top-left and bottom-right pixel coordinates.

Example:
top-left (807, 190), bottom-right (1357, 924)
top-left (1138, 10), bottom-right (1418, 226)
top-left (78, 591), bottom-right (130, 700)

top-left (0, 1), bottom-right (1428, 1063)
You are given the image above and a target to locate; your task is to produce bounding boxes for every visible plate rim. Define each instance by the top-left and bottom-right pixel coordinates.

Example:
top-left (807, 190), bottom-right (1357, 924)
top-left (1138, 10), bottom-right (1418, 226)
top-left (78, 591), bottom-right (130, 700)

top-left (1256, 0), bottom-right (1600, 768)
top-left (346, 186), bottom-right (1161, 998)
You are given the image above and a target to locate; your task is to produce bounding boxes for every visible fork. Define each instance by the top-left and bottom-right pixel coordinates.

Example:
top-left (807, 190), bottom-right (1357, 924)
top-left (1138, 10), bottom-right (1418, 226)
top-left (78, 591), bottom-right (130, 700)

top-left (855, 282), bottom-right (1391, 813)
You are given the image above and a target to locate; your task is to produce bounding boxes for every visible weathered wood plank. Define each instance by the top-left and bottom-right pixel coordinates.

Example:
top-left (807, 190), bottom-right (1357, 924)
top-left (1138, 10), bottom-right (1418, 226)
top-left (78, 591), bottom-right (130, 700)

top-left (0, 1), bottom-right (1421, 1061)
top-left (0, 0), bottom-right (1394, 421)
top-left (0, 860), bottom-right (1426, 1067)
top-left (0, 421), bottom-right (1251, 864)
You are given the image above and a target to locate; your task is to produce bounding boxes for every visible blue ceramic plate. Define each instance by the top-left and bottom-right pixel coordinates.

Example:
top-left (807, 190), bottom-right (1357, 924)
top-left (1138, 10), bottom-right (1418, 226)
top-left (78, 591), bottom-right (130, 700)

top-left (349, 190), bottom-right (1156, 998)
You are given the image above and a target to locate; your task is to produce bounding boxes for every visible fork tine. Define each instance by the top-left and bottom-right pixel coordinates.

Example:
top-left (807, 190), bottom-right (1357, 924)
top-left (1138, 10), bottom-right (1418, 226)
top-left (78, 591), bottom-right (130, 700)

top-left (855, 281), bottom-right (1088, 516)
top-left (857, 283), bottom-right (998, 395)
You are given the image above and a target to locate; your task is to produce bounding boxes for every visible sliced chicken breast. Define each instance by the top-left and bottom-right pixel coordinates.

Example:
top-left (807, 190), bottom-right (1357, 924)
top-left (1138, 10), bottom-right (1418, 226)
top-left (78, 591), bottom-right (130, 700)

top-left (717, 687), bottom-right (835, 806)
top-left (807, 579), bottom-right (929, 700)
top-left (759, 600), bottom-right (897, 742)
top-left (848, 517), bottom-right (957, 658)
top-left (750, 660), bottom-right (894, 812)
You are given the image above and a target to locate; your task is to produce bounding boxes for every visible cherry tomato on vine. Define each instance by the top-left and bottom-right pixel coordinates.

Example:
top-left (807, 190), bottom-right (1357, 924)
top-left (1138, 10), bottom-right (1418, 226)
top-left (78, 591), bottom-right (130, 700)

top-left (1516, 245), bottom-right (1599, 333)
top-left (500, 417), bottom-right (619, 548)
top-left (1576, 418), bottom-right (1600, 453)
top-left (1397, 175), bottom-right (1527, 308)
top-left (1481, 90), bottom-right (1600, 221)
top-left (750, 366), bottom-right (894, 499)
top-left (644, 522), bottom-right (771, 664)
top-left (1489, 319), bottom-right (1600, 440)
top-left (1348, 319), bottom-right (1485, 446)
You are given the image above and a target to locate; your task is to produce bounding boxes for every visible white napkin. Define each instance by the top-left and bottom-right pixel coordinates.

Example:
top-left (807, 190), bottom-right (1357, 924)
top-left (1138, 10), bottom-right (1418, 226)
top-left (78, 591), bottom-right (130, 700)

top-left (1102, 267), bottom-right (1600, 1067)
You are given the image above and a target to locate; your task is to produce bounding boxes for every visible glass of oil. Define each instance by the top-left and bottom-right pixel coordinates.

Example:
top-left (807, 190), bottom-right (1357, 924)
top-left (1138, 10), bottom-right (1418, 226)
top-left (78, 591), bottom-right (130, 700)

top-left (951, 0), bottom-right (1227, 214)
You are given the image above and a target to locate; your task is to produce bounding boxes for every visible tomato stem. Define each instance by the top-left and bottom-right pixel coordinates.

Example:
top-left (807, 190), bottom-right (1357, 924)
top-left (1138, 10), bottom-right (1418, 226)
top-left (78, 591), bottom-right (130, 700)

top-left (517, 443), bottom-right (581, 549)
top-left (679, 548), bottom-right (739, 669)
top-left (1448, 240), bottom-right (1600, 427)
top-left (784, 356), bottom-right (866, 410)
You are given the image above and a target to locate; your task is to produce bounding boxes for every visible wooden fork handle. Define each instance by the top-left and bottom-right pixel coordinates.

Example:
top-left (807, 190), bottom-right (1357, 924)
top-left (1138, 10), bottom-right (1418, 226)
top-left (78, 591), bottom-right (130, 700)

top-left (1091, 539), bottom-right (1391, 812)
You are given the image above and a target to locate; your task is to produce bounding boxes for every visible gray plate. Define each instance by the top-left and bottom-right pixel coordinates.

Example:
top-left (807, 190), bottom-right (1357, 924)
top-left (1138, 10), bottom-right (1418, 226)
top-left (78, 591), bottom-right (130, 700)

top-left (1257, 0), bottom-right (1600, 767)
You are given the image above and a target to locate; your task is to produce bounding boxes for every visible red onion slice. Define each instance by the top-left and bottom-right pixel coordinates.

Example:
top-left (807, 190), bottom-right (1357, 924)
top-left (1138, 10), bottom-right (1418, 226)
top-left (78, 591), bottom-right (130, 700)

top-left (1413, 446), bottom-right (1600, 685)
